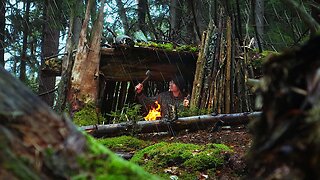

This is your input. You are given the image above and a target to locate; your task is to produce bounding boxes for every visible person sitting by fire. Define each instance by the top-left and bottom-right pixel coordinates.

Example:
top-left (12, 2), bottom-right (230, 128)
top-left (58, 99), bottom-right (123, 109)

top-left (135, 74), bottom-right (190, 120)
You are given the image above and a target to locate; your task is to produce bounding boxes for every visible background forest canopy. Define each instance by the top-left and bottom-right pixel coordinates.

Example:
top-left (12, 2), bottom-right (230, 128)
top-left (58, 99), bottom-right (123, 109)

top-left (0, 0), bottom-right (318, 108)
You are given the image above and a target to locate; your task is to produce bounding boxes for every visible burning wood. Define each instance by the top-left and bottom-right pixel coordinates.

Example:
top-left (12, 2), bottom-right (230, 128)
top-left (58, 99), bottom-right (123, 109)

top-left (144, 101), bottom-right (161, 121)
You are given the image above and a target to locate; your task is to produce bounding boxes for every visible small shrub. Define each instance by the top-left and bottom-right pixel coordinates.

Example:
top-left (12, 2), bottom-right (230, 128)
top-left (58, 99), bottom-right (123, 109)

top-left (178, 106), bottom-right (211, 117)
top-left (107, 103), bottom-right (143, 124)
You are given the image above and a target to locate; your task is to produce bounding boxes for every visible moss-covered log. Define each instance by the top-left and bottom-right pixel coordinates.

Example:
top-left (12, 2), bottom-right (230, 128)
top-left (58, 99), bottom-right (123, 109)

top-left (81, 112), bottom-right (261, 138)
top-left (0, 67), bottom-right (159, 178)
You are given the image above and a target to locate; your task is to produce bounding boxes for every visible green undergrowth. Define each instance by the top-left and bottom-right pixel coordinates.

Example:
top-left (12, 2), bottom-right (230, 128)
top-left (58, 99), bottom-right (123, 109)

top-left (73, 134), bottom-right (160, 180)
top-left (178, 106), bottom-right (212, 117)
top-left (97, 136), bottom-right (152, 152)
top-left (107, 103), bottom-right (143, 124)
top-left (130, 141), bottom-right (233, 179)
top-left (73, 104), bottom-right (104, 126)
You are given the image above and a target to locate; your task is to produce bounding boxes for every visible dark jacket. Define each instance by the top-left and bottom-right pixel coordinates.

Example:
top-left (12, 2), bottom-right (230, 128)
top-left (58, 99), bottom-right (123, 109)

top-left (137, 91), bottom-right (186, 119)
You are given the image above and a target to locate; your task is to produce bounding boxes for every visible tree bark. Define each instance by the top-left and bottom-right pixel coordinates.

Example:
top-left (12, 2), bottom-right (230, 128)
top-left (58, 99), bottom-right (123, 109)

top-left (55, 7), bottom-right (83, 113)
top-left (38, 0), bottom-right (60, 106)
top-left (82, 112), bottom-right (261, 138)
top-left (0, 0), bottom-right (5, 67)
top-left (170, 0), bottom-right (183, 42)
top-left (137, 0), bottom-right (148, 37)
top-left (69, 0), bottom-right (105, 113)
top-left (251, 0), bottom-right (263, 52)
top-left (0, 65), bottom-right (87, 179)
top-left (190, 30), bottom-right (207, 108)
top-left (200, 20), bottom-right (218, 108)
top-left (20, 0), bottom-right (30, 83)
top-left (225, 16), bottom-right (232, 113)
top-left (255, 0), bottom-right (264, 49)
top-left (0, 63), bottom-right (157, 179)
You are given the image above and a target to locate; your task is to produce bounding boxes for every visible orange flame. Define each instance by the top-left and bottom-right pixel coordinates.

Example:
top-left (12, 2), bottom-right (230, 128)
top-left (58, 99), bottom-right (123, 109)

top-left (144, 101), bottom-right (161, 121)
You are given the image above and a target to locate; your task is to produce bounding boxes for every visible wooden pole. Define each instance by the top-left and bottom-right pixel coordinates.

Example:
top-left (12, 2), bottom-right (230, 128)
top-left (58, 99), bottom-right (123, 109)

top-left (225, 16), bottom-right (232, 113)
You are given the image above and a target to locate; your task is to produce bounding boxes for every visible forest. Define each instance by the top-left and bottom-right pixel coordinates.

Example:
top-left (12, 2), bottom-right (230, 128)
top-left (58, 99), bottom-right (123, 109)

top-left (1, 0), bottom-right (320, 179)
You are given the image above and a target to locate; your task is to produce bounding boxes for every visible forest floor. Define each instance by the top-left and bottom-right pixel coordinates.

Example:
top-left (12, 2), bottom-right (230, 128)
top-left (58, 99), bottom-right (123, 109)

top-left (137, 125), bottom-right (252, 179)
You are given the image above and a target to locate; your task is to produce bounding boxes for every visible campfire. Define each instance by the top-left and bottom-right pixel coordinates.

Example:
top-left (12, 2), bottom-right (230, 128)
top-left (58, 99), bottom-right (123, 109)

top-left (144, 101), bottom-right (161, 121)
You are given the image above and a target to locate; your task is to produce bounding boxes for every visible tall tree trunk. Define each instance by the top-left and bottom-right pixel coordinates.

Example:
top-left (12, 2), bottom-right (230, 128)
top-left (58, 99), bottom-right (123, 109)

top-left (20, 0), bottom-right (30, 82)
top-left (194, 0), bottom-right (209, 39)
top-left (185, 0), bottom-right (198, 44)
top-left (38, 0), bottom-right (60, 106)
top-left (55, 4), bottom-right (83, 113)
top-left (235, 0), bottom-right (243, 45)
top-left (137, 0), bottom-right (148, 38)
top-left (115, 0), bottom-right (130, 35)
top-left (170, 0), bottom-right (183, 42)
top-left (255, 0), bottom-right (264, 49)
top-left (0, 0), bottom-right (5, 67)
top-left (251, 0), bottom-right (263, 52)
top-left (69, 0), bottom-right (105, 113)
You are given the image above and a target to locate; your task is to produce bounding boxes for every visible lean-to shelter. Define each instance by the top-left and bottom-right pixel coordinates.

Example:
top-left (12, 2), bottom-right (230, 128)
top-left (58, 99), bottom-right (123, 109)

top-left (96, 45), bottom-right (197, 119)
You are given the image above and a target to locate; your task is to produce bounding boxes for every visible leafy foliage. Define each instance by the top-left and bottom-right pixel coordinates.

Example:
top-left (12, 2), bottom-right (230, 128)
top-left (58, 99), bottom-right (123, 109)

top-left (178, 106), bottom-right (212, 117)
top-left (107, 103), bottom-right (143, 124)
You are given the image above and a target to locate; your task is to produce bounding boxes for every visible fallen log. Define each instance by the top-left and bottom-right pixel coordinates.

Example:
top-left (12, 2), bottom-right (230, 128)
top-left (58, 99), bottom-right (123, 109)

top-left (80, 111), bottom-right (261, 138)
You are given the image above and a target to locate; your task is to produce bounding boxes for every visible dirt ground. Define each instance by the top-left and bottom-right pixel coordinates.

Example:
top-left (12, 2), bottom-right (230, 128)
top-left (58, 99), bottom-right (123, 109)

top-left (137, 125), bottom-right (252, 179)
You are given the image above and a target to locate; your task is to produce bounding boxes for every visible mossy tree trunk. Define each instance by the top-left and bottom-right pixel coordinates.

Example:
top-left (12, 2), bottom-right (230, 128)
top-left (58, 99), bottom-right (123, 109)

top-left (0, 66), bottom-right (158, 179)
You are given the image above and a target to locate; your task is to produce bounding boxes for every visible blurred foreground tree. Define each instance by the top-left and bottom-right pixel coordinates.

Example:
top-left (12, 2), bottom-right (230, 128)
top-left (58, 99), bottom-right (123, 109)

top-left (0, 65), bottom-right (159, 179)
top-left (247, 36), bottom-right (320, 179)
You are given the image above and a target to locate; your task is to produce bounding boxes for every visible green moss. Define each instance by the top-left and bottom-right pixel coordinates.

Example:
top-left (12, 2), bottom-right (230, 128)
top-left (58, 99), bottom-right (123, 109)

top-left (250, 50), bottom-right (279, 69)
top-left (135, 41), bottom-right (198, 53)
top-left (176, 45), bottom-right (199, 52)
top-left (97, 136), bottom-right (152, 152)
top-left (74, 134), bottom-right (161, 180)
top-left (130, 142), bottom-right (232, 179)
top-left (73, 104), bottom-right (104, 126)
top-left (184, 144), bottom-right (232, 171)
top-left (157, 43), bottom-right (174, 50)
